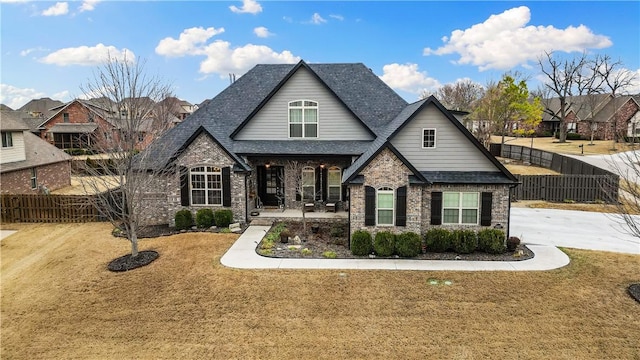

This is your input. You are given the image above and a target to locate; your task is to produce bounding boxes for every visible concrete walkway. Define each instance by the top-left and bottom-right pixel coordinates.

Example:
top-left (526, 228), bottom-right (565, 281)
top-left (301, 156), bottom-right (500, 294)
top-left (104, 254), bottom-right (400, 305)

top-left (220, 225), bottom-right (571, 271)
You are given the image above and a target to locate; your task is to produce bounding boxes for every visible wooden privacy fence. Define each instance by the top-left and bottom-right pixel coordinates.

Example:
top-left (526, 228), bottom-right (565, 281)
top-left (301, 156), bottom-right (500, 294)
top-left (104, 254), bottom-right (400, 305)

top-left (490, 143), bottom-right (621, 203)
top-left (512, 174), bottom-right (618, 203)
top-left (1, 194), bottom-right (103, 223)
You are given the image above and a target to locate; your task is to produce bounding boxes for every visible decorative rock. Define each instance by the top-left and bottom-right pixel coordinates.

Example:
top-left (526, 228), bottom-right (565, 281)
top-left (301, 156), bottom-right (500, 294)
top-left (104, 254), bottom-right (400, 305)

top-left (293, 235), bottom-right (302, 245)
top-left (229, 223), bottom-right (242, 233)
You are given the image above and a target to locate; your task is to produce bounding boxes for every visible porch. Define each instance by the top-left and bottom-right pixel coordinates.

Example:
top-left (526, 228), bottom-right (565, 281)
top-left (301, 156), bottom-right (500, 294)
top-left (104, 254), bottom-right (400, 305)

top-left (250, 208), bottom-right (348, 224)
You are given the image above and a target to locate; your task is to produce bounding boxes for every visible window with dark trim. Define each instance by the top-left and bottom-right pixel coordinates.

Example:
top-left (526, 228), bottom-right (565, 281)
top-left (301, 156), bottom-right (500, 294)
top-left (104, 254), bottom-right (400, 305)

top-left (302, 166), bottom-right (315, 201)
top-left (1, 132), bottom-right (13, 148)
top-left (422, 128), bottom-right (436, 148)
top-left (377, 187), bottom-right (394, 226)
top-left (289, 100), bottom-right (318, 138)
top-left (190, 166), bottom-right (222, 205)
top-left (63, 113), bottom-right (70, 123)
top-left (443, 192), bottom-right (479, 224)
top-left (327, 167), bottom-right (341, 201)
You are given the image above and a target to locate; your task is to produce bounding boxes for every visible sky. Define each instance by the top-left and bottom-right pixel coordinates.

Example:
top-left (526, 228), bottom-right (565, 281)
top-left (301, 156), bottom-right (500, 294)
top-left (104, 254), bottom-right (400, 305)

top-left (1, 1), bottom-right (639, 110)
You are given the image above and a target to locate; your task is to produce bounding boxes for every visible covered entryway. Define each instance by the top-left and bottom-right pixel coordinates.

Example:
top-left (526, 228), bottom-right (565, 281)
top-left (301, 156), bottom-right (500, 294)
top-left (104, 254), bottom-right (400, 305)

top-left (257, 165), bottom-right (284, 207)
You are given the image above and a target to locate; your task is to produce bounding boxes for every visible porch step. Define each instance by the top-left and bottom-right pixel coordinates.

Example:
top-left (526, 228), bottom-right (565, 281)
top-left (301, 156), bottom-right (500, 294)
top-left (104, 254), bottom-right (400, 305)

top-left (250, 219), bottom-right (274, 226)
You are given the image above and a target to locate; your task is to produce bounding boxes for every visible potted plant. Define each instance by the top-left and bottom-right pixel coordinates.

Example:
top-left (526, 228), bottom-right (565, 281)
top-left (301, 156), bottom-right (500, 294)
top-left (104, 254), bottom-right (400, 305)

top-left (280, 230), bottom-right (291, 243)
top-left (311, 224), bottom-right (320, 234)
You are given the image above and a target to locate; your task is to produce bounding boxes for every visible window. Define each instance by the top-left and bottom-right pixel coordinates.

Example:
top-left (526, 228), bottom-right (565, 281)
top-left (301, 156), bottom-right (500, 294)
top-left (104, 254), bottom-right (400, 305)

top-left (302, 166), bottom-right (315, 201)
top-left (377, 187), bottom-right (394, 226)
top-left (327, 167), bottom-right (341, 201)
top-left (289, 100), bottom-right (318, 138)
top-left (1, 132), bottom-right (13, 148)
top-left (443, 192), bottom-right (479, 224)
top-left (567, 122), bottom-right (577, 133)
top-left (30, 168), bottom-right (37, 189)
top-left (63, 113), bottom-right (70, 123)
top-left (422, 128), bottom-right (436, 148)
top-left (190, 166), bottom-right (222, 205)
top-left (88, 114), bottom-right (95, 122)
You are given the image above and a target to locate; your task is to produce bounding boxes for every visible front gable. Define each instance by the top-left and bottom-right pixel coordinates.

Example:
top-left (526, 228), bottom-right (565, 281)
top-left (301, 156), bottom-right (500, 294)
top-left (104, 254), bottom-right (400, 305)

top-left (233, 65), bottom-right (374, 141)
top-left (390, 102), bottom-right (500, 172)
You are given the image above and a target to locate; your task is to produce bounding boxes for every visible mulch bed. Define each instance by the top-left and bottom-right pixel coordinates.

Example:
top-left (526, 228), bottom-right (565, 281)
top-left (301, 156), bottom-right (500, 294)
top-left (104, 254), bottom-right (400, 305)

top-left (628, 284), bottom-right (640, 303)
top-left (260, 221), bottom-right (534, 261)
top-left (107, 250), bottom-right (159, 272)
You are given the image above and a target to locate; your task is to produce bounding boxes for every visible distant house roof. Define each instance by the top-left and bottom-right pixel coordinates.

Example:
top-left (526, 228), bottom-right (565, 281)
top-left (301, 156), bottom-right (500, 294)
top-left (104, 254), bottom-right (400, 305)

top-left (18, 97), bottom-right (64, 118)
top-left (1, 111), bottom-right (30, 131)
top-left (0, 104), bottom-right (14, 111)
top-left (48, 123), bottom-right (98, 133)
top-left (542, 94), bottom-right (613, 122)
top-left (0, 130), bottom-right (71, 173)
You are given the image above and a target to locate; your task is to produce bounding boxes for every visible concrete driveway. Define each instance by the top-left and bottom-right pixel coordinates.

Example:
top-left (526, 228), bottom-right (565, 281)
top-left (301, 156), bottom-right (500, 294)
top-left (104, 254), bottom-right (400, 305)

top-left (510, 207), bottom-right (640, 254)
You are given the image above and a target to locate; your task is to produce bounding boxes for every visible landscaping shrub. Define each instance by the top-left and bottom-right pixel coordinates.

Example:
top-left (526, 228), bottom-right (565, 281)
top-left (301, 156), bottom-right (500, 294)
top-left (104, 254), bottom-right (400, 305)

top-left (351, 230), bottom-right (372, 256)
top-left (174, 209), bottom-right (193, 230)
top-left (373, 231), bottom-right (395, 256)
top-left (330, 223), bottom-right (347, 238)
top-left (507, 236), bottom-right (521, 251)
top-left (195, 208), bottom-right (215, 228)
top-left (478, 229), bottom-right (506, 254)
top-left (424, 228), bottom-right (452, 252)
top-left (452, 229), bottom-right (478, 254)
top-left (214, 209), bottom-right (233, 228)
top-left (395, 232), bottom-right (421, 257)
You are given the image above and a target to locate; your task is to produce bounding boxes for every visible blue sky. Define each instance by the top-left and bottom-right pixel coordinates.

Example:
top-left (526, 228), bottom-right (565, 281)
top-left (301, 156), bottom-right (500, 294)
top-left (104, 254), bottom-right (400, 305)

top-left (1, 1), bottom-right (639, 109)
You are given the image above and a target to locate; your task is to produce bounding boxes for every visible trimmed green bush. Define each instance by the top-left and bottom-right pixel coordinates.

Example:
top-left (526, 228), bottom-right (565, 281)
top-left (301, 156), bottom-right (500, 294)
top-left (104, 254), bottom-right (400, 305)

top-left (478, 229), bottom-right (506, 254)
top-left (174, 209), bottom-right (193, 230)
top-left (452, 229), bottom-right (478, 254)
top-left (395, 232), bottom-right (421, 257)
top-left (195, 208), bottom-right (215, 228)
top-left (424, 228), bottom-right (452, 252)
top-left (214, 209), bottom-right (233, 228)
top-left (350, 230), bottom-right (373, 256)
top-left (374, 231), bottom-right (396, 257)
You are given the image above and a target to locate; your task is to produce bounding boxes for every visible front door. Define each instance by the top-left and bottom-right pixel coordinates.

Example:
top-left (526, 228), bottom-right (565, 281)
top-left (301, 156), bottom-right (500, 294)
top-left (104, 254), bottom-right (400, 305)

top-left (257, 166), bottom-right (284, 207)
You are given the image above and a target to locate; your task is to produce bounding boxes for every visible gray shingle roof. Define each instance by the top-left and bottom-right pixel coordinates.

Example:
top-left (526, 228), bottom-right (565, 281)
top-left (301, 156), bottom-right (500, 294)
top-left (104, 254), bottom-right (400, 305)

top-left (233, 140), bottom-right (371, 156)
top-left (1, 111), bottom-right (30, 131)
top-left (48, 123), bottom-right (98, 133)
top-left (421, 171), bottom-right (517, 184)
top-left (139, 61), bottom-right (407, 170)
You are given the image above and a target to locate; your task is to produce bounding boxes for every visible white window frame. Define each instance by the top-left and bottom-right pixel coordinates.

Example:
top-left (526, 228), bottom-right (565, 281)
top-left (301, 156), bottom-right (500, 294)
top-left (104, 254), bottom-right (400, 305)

top-left (302, 166), bottom-right (315, 201)
top-left (288, 100), bottom-right (319, 138)
top-left (63, 112), bottom-right (70, 123)
top-left (376, 187), bottom-right (394, 226)
top-left (567, 122), bottom-right (577, 133)
top-left (189, 166), bottom-right (223, 206)
top-left (422, 128), bottom-right (436, 149)
top-left (1, 132), bottom-right (13, 148)
top-left (443, 192), bottom-right (479, 225)
top-left (30, 168), bottom-right (37, 189)
top-left (327, 167), bottom-right (342, 201)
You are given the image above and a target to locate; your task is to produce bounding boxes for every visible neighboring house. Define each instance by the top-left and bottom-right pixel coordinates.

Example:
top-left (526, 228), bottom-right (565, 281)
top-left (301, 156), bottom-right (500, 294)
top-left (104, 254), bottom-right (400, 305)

top-left (539, 94), bottom-right (639, 140)
top-left (0, 110), bottom-right (71, 194)
top-left (137, 61), bottom-right (518, 239)
top-left (39, 99), bottom-right (113, 150)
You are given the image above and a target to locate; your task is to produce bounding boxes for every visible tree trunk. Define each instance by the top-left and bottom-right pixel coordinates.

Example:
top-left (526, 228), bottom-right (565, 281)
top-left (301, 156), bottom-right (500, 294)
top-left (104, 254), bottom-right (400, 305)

top-left (302, 204), bottom-right (307, 235)
top-left (130, 230), bottom-right (139, 258)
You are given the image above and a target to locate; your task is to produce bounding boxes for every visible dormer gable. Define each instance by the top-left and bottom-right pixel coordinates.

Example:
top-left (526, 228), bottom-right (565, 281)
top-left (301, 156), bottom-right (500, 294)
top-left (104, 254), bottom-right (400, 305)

top-left (232, 61), bottom-right (375, 141)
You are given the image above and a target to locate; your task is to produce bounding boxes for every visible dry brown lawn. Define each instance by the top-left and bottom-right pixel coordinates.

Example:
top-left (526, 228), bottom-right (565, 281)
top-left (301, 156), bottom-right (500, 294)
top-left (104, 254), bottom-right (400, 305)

top-left (51, 176), bottom-right (121, 195)
top-left (2, 223), bottom-right (639, 359)
top-left (492, 135), bottom-right (638, 155)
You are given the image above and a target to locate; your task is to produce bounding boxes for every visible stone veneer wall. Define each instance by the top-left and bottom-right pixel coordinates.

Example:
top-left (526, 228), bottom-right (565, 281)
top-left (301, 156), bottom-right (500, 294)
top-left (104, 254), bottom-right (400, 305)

top-left (349, 148), bottom-right (420, 235)
top-left (349, 148), bottom-right (512, 239)
top-left (0, 161), bottom-right (71, 194)
top-left (139, 133), bottom-right (247, 226)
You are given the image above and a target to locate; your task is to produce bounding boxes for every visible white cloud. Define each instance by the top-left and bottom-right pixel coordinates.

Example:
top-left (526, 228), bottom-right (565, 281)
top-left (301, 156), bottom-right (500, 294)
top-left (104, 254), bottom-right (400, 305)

top-left (424, 6), bottom-right (612, 71)
top-left (156, 27), bottom-right (225, 57)
top-left (625, 68), bottom-right (640, 95)
top-left (156, 27), bottom-right (300, 77)
top-left (229, 0), bottom-right (262, 14)
top-left (379, 63), bottom-right (441, 94)
top-left (79, 0), bottom-right (100, 12)
top-left (0, 84), bottom-right (46, 109)
top-left (199, 41), bottom-right (300, 76)
top-left (329, 14), bottom-right (344, 21)
top-left (20, 47), bottom-right (49, 56)
top-left (309, 13), bottom-right (327, 25)
top-left (254, 26), bottom-right (274, 38)
top-left (42, 2), bottom-right (68, 16)
top-left (40, 44), bottom-right (134, 66)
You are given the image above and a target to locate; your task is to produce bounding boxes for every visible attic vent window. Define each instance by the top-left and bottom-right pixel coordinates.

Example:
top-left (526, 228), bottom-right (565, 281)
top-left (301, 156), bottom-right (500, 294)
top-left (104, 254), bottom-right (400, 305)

top-left (289, 100), bottom-right (318, 138)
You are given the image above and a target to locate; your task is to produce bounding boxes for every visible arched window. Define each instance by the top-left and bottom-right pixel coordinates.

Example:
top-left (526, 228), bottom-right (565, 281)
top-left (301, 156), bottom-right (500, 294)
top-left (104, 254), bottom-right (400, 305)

top-left (327, 166), bottom-right (341, 201)
top-left (289, 100), bottom-right (318, 138)
top-left (302, 166), bottom-right (315, 201)
top-left (377, 187), bottom-right (394, 226)
top-left (190, 166), bottom-right (222, 205)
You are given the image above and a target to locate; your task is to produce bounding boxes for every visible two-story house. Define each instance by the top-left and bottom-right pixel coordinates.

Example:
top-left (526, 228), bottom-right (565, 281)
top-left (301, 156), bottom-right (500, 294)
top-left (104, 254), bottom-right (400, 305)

top-left (136, 61), bottom-right (518, 238)
top-left (0, 110), bottom-right (71, 194)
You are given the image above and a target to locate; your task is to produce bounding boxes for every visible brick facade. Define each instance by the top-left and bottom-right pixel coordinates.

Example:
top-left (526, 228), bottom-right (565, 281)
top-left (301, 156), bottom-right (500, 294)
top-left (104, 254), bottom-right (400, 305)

top-left (139, 133), bottom-right (247, 226)
top-left (42, 101), bottom-right (114, 147)
top-left (349, 148), bottom-right (512, 239)
top-left (0, 161), bottom-right (71, 194)
top-left (577, 98), bottom-right (640, 140)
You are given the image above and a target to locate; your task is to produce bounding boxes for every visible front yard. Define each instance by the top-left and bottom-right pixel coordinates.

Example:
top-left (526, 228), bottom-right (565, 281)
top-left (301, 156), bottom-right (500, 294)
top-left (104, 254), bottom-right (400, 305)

top-left (1, 222), bottom-right (639, 359)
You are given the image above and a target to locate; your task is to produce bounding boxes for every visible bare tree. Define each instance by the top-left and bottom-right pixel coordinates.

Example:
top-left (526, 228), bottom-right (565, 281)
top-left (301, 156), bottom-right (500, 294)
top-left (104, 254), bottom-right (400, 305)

top-left (538, 51), bottom-right (589, 143)
top-left (285, 160), bottom-right (313, 235)
top-left (421, 79), bottom-right (485, 112)
top-left (607, 150), bottom-right (640, 239)
top-left (78, 53), bottom-right (174, 258)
